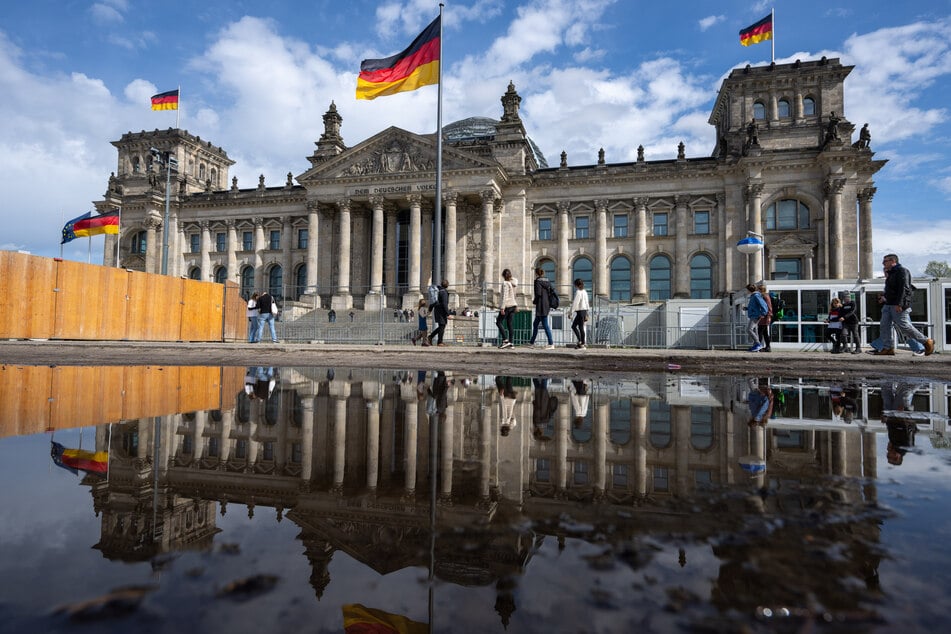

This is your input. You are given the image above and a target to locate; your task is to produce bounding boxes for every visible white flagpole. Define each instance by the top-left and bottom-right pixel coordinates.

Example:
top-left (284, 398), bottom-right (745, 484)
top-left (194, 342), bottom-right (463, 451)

top-left (115, 208), bottom-right (122, 267)
top-left (87, 235), bottom-right (92, 264)
top-left (176, 85), bottom-right (181, 128)
top-left (771, 8), bottom-right (775, 63)
top-left (432, 4), bottom-right (445, 288)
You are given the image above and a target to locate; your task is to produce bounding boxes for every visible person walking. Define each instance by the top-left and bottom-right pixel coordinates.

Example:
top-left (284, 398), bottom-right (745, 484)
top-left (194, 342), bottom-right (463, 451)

top-left (569, 278), bottom-right (590, 349)
top-left (255, 291), bottom-right (279, 343)
top-left (496, 269), bottom-right (518, 349)
top-left (246, 292), bottom-right (260, 343)
top-left (427, 280), bottom-right (450, 347)
top-left (756, 283), bottom-right (772, 352)
top-left (826, 297), bottom-right (844, 353)
top-left (876, 253), bottom-right (934, 356)
top-left (838, 291), bottom-right (861, 353)
top-left (529, 268), bottom-right (555, 349)
top-left (412, 298), bottom-right (429, 346)
top-left (744, 283), bottom-right (768, 352)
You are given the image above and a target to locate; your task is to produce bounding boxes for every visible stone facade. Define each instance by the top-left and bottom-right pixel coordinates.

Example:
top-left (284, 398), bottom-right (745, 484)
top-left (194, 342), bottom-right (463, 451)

top-left (95, 57), bottom-right (884, 309)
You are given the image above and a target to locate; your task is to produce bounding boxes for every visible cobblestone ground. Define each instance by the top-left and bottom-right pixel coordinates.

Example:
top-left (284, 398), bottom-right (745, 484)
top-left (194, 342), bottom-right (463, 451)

top-left (1, 340), bottom-right (947, 382)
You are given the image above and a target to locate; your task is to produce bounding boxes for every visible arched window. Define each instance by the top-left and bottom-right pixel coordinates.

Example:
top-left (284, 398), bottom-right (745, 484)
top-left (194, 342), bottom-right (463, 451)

top-left (199, 163), bottom-right (206, 181)
top-left (572, 256), bottom-right (593, 296)
top-left (778, 99), bottom-right (790, 118)
top-left (803, 97), bottom-right (816, 116)
top-left (131, 231), bottom-right (147, 254)
top-left (210, 168), bottom-right (218, 188)
top-left (765, 199), bottom-right (810, 230)
top-left (689, 254), bottom-right (713, 299)
top-left (538, 258), bottom-right (556, 289)
top-left (753, 101), bottom-right (766, 120)
top-left (268, 265), bottom-right (283, 299)
top-left (188, 267), bottom-right (201, 280)
top-left (295, 264), bottom-right (307, 299)
top-left (213, 266), bottom-right (227, 284)
top-left (610, 256), bottom-right (632, 301)
top-left (690, 406), bottom-right (714, 450)
top-left (649, 401), bottom-right (671, 448)
top-left (649, 255), bottom-right (671, 301)
top-left (240, 266), bottom-right (254, 299)
top-left (132, 156), bottom-right (141, 173)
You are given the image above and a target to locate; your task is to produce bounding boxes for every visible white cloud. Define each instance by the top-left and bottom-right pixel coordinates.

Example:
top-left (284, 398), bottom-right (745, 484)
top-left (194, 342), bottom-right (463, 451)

top-left (875, 218), bottom-right (951, 275)
top-left (698, 15), bottom-right (724, 32)
top-left (89, 3), bottom-right (124, 24)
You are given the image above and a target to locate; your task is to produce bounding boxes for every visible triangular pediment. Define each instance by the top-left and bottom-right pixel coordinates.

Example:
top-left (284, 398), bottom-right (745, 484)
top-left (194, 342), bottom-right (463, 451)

top-left (297, 127), bottom-right (499, 184)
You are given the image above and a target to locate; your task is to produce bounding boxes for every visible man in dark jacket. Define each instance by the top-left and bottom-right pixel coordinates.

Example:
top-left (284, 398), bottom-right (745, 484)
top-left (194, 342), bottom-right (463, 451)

top-left (876, 254), bottom-right (933, 356)
top-left (427, 280), bottom-right (450, 346)
top-left (529, 268), bottom-right (555, 348)
top-left (837, 291), bottom-right (861, 354)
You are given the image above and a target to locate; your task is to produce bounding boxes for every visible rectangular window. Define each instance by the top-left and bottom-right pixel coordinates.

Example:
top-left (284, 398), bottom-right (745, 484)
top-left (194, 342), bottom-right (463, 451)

top-left (190, 234), bottom-right (200, 253)
top-left (653, 213), bottom-right (668, 236)
top-left (573, 461), bottom-right (589, 485)
top-left (298, 228), bottom-right (308, 249)
top-left (291, 442), bottom-right (302, 464)
top-left (653, 466), bottom-right (669, 492)
top-left (612, 464), bottom-right (628, 487)
top-left (613, 214), bottom-right (628, 238)
top-left (538, 217), bottom-right (552, 241)
top-left (774, 258), bottom-right (802, 280)
top-left (263, 441), bottom-right (274, 461)
top-left (575, 216), bottom-right (589, 239)
top-left (694, 211), bottom-right (710, 235)
top-left (242, 231), bottom-right (253, 251)
top-left (215, 232), bottom-right (226, 252)
top-left (208, 437), bottom-right (220, 458)
top-left (536, 458), bottom-right (551, 483)
top-left (269, 230), bottom-right (280, 250)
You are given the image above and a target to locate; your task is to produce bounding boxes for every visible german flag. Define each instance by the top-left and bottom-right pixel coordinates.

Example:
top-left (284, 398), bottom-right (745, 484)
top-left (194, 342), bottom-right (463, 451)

top-left (739, 14), bottom-right (773, 47)
top-left (151, 89), bottom-right (180, 110)
top-left (342, 604), bottom-right (428, 634)
top-left (356, 16), bottom-right (440, 100)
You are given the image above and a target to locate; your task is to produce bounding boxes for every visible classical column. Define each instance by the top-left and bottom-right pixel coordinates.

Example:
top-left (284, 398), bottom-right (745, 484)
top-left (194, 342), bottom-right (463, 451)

top-left (220, 410), bottom-right (233, 462)
top-left (363, 381), bottom-right (380, 493)
top-left (366, 195), bottom-right (386, 311)
top-left (481, 190), bottom-right (496, 290)
top-left (400, 383), bottom-right (418, 496)
top-left (673, 405), bottom-right (690, 495)
top-left (281, 215), bottom-right (292, 297)
top-left (674, 195), bottom-right (689, 298)
top-left (145, 215), bottom-right (161, 274)
top-left (744, 182), bottom-right (765, 283)
top-left (555, 398), bottom-right (570, 494)
top-left (199, 221), bottom-right (211, 281)
top-left (804, 251), bottom-right (815, 280)
top-left (385, 208), bottom-right (398, 299)
top-left (226, 219), bottom-right (238, 283)
top-left (594, 199), bottom-right (609, 297)
top-left (479, 393), bottom-right (492, 506)
top-left (169, 209), bottom-right (181, 277)
top-left (253, 218), bottom-right (265, 291)
top-left (444, 191), bottom-right (458, 292)
top-left (858, 187), bottom-right (876, 280)
top-left (439, 401), bottom-right (454, 505)
top-left (557, 200), bottom-right (570, 291)
top-left (826, 178), bottom-right (846, 279)
top-left (632, 398), bottom-right (648, 499)
top-left (403, 193), bottom-right (422, 308)
top-left (716, 193), bottom-right (728, 294)
top-left (593, 401), bottom-right (608, 497)
top-left (421, 204), bottom-right (433, 289)
top-left (300, 397), bottom-right (315, 484)
top-left (306, 201), bottom-right (320, 295)
top-left (633, 197), bottom-right (648, 302)
top-left (330, 382), bottom-right (349, 493)
top-left (332, 199), bottom-right (353, 310)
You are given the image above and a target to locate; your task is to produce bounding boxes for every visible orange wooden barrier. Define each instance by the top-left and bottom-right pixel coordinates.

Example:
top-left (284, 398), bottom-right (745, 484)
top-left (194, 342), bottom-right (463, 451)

top-left (0, 252), bottom-right (244, 341)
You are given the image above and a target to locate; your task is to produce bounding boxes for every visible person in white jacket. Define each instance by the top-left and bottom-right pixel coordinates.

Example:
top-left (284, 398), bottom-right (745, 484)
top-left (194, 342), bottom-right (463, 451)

top-left (568, 278), bottom-right (590, 349)
top-left (496, 268), bottom-right (518, 348)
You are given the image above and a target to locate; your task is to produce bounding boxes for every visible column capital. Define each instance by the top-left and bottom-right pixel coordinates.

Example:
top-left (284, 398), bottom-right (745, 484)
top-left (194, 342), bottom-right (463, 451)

top-left (633, 196), bottom-right (649, 209)
top-left (253, 217), bottom-right (264, 227)
top-left (493, 197), bottom-right (504, 213)
top-left (199, 220), bottom-right (210, 230)
top-left (674, 194), bottom-right (690, 207)
top-left (824, 177), bottom-right (846, 196)
top-left (858, 186), bottom-right (877, 203)
top-left (407, 192), bottom-right (423, 206)
top-left (480, 189), bottom-right (496, 204)
top-left (557, 200), bottom-right (571, 214)
top-left (594, 199), bottom-right (609, 212)
top-left (369, 194), bottom-right (385, 208)
top-left (715, 192), bottom-right (726, 205)
top-left (336, 197), bottom-right (351, 212)
top-left (306, 200), bottom-right (321, 213)
top-left (744, 182), bottom-right (765, 200)
top-left (442, 190), bottom-right (458, 205)
top-left (224, 218), bottom-right (236, 228)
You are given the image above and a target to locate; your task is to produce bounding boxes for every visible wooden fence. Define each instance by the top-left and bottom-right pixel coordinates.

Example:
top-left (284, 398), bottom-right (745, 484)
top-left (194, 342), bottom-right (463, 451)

top-left (0, 251), bottom-right (244, 341)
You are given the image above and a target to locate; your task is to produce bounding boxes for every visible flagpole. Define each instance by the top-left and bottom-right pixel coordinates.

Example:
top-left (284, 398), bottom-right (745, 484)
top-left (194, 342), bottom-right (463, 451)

top-left (771, 8), bottom-right (775, 63)
top-left (115, 208), bottom-right (122, 268)
top-left (60, 210), bottom-right (64, 259)
top-left (87, 235), bottom-right (92, 264)
top-left (176, 85), bottom-right (181, 129)
top-left (432, 4), bottom-right (445, 289)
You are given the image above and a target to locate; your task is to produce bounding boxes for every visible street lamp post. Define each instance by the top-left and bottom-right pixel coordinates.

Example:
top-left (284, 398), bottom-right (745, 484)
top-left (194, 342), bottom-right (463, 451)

top-left (736, 231), bottom-right (766, 284)
top-left (151, 148), bottom-right (178, 276)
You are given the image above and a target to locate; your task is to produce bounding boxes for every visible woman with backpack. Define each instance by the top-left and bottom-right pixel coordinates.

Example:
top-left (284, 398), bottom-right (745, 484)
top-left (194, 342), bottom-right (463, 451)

top-left (756, 283), bottom-right (772, 352)
top-left (496, 269), bottom-right (518, 349)
top-left (529, 267), bottom-right (555, 349)
top-left (569, 278), bottom-right (590, 349)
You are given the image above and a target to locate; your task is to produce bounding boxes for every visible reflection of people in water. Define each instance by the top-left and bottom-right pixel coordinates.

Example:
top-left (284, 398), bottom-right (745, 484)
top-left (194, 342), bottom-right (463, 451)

top-left (532, 378), bottom-right (558, 440)
top-left (568, 379), bottom-right (590, 427)
top-left (496, 376), bottom-right (518, 436)
top-left (245, 367), bottom-right (277, 399)
top-left (881, 380), bottom-right (919, 465)
top-left (747, 378), bottom-right (774, 427)
top-left (886, 419), bottom-right (917, 466)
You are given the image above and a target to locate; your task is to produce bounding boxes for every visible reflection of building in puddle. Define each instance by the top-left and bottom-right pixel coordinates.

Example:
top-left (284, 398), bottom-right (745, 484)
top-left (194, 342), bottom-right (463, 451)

top-left (71, 369), bottom-right (949, 616)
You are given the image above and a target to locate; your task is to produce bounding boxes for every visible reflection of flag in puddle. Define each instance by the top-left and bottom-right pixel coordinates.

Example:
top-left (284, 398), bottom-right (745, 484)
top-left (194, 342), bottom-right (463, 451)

top-left (343, 604), bottom-right (428, 634)
top-left (51, 441), bottom-right (108, 477)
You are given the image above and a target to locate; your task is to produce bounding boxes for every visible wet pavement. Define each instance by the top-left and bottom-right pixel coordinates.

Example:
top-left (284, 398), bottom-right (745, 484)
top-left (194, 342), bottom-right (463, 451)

top-left (2, 352), bottom-right (951, 632)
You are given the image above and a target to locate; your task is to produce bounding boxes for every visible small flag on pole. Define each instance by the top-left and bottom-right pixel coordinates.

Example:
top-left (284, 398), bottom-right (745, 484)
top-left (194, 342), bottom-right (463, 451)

top-left (51, 441), bottom-right (109, 477)
top-left (151, 89), bottom-right (180, 110)
top-left (356, 16), bottom-right (440, 100)
top-left (61, 212), bottom-right (92, 244)
top-left (739, 14), bottom-right (773, 47)
top-left (62, 211), bottom-right (120, 244)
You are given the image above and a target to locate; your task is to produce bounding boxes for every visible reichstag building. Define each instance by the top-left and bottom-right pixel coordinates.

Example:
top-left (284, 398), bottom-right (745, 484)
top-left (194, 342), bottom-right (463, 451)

top-left (95, 57), bottom-right (883, 311)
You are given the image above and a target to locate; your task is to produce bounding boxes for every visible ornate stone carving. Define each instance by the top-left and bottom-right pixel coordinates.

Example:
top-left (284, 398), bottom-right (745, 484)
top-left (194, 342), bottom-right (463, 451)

top-left (824, 178), bottom-right (846, 196)
top-left (342, 140), bottom-right (435, 176)
top-left (857, 187), bottom-right (877, 203)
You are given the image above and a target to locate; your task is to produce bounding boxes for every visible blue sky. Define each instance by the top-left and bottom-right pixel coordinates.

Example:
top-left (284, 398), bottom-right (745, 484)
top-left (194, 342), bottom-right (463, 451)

top-left (2, 0), bottom-right (950, 275)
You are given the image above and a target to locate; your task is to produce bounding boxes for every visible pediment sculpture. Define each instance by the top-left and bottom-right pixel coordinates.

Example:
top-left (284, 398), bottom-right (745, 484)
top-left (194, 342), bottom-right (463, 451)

top-left (343, 140), bottom-right (435, 176)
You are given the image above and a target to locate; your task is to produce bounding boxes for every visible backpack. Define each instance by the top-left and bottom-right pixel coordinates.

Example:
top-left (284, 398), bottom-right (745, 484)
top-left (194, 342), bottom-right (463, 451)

top-left (427, 284), bottom-right (439, 307)
top-left (548, 284), bottom-right (560, 309)
top-left (769, 292), bottom-right (785, 319)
